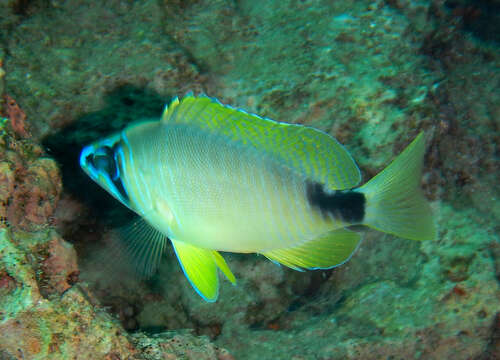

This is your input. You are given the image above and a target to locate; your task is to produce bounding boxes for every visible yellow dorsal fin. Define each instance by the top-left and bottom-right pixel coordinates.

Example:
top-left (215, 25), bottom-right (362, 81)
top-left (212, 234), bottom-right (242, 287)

top-left (161, 95), bottom-right (361, 190)
top-left (161, 97), bottom-right (179, 122)
top-left (171, 239), bottom-right (235, 302)
top-left (261, 228), bottom-right (361, 271)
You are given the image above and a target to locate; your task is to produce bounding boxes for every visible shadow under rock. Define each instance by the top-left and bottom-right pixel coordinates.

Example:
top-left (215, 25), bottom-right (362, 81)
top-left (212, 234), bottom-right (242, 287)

top-left (43, 85), bottom-right (170, 230)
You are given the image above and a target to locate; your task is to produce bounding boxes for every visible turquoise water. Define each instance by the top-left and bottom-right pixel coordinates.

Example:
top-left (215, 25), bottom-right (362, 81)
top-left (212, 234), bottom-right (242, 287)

top-left (0, 1), bottom-right (498, 359)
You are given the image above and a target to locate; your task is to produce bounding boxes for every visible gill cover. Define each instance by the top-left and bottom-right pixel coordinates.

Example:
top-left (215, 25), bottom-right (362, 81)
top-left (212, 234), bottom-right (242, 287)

top-left (79, 133), bottom-right (131, 209)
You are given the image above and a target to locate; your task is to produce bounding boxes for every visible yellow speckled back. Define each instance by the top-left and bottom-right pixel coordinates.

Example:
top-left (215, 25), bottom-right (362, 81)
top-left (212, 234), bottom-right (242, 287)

top-left (162, 95), bottom-right (361, 190)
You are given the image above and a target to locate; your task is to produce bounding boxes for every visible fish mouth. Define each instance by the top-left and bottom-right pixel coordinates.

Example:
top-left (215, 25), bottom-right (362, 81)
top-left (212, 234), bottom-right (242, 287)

top-left (80, 134), bottom-right (122, 178)
top-left (80, 144), bottom-right (113, 182)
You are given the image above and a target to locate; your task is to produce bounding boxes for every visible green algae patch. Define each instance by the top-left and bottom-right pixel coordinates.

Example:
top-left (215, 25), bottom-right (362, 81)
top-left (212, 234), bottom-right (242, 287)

top-left (0, 229), bottom-right (42, 322)
top-left (339, 280), bottom-right (428, 335)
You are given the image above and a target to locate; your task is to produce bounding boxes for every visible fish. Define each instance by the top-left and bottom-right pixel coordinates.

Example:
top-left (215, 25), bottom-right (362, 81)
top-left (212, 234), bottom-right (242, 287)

top-left (80, 94), bottom-right (436, 302)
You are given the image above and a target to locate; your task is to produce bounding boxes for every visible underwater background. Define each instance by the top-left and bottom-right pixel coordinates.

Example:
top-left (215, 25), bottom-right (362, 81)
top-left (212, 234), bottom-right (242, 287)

top-left (0, 0), bottom-right (498, 359)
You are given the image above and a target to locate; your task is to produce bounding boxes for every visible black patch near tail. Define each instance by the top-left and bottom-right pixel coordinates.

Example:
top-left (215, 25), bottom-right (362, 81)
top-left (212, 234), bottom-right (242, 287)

top-left (306, 181), bottom-right (365, 223)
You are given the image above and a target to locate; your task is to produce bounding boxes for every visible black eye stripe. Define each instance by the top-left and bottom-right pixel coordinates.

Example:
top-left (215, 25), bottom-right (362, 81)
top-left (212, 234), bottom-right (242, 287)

top-left (109, 143), bottom-right (129, 203)
top-left (112, 175), bottom-right (129, 203)
top-left (92, 146), bottom-right (116, 176)
top-left (86, 154), bottom-right (95, 168)
top-left (101, 145), bottom-right (114, 158)
top-left (89, 144), bottom-right (129, 203)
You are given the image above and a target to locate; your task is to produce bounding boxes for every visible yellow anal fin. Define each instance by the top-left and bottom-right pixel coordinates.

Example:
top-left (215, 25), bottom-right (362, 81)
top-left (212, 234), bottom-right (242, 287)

top-left (213, 250), bottom-right (236, 285)
top-left (262, 228), bottom-right (361, 271)
top-left (171, 239), bottom-right (235, 302)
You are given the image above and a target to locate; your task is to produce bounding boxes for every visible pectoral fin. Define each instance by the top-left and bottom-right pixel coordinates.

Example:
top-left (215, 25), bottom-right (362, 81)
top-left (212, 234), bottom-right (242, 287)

top-left (171, 239), bottom-right (236, 302)
top-left (261, 228), bottom-right (361, 271)
top-left (118, 218), bottom-right (167, 277)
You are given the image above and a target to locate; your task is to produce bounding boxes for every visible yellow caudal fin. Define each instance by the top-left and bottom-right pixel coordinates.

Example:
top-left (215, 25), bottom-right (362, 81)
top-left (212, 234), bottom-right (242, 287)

top-left (171, 239), bottom-right (236, 302)
top-left (262, 228), bottom-right (361, 271)
top-left (358, 132), bottom-right (437, 241)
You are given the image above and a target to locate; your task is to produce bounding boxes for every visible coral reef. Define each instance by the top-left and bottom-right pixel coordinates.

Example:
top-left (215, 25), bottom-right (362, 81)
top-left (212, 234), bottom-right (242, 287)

top-left (132, 331), bottom-right (235, 360)
top-left (0, 231), bottom-right (136, 358)
top-left (0, 228), bottom-right (231, 360)
top-left (0, 137), bottom-right (61, 232)
top-left (4, 95), bottom-right (29, 138)
top-left (0, 0), bottom-right (498, 359)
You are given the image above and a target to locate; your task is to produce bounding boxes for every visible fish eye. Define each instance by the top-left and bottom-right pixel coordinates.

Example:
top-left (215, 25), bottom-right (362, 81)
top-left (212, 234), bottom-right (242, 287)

top-left (90, 146), bottom-right (118, 179)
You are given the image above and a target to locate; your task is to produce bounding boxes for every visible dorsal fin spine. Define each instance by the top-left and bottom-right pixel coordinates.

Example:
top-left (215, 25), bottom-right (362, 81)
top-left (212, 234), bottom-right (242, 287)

top-left (162, 96), bottom-right (179, 123)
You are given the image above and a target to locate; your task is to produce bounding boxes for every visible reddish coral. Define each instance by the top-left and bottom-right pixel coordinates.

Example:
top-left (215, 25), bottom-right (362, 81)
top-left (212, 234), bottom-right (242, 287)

top-left (0, 270), bottom-right (17, 294)
top-left (0, 161), bottom-right (15, 222)
top-left (452, 285), bottom-right (467, 297)
top-left (0, 286), bottom-right (139, 359)
top-left (24, 158), bottom-right (62, 226)
top-left (40, 234), bottom-right (79, 295)
top-left (5, 154), bottom-right (62, 232)
top-left (4, 95), bottom-right (30, 138)
top-left (53, 194), bottom-right (87, 236)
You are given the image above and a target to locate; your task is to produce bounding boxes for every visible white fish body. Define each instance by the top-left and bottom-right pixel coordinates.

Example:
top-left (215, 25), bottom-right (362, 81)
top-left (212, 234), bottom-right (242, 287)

top-left (120, 121), bottom-right (333, 253)
top-left (80, 95), bottom-right (436, 301)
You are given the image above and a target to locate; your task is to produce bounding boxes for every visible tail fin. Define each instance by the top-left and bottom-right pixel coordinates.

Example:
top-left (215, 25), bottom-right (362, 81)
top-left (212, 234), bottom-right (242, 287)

top-left (357, 132), bottom-right (436, 241)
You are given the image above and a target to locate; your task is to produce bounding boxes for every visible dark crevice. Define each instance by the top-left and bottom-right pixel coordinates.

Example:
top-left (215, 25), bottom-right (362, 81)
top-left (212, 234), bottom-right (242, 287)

top-left (42, 85), bottom-right (168, 232)
top-left (445, 0), bottom-right (500, 43)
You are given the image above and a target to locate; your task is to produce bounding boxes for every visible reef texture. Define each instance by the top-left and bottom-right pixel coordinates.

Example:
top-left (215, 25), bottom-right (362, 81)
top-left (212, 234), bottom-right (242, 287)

top-left (1, 0), bottom-right (499, 359)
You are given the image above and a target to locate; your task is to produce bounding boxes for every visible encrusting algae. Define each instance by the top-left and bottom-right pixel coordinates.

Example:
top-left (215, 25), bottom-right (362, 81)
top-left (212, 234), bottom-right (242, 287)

top-left (80, 94), bottom-right (436, 302)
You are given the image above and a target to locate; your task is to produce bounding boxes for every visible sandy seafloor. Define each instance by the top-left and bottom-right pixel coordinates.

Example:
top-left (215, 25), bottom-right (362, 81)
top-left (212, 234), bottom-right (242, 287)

top-left (0, 0), bottom-right (498, 359)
